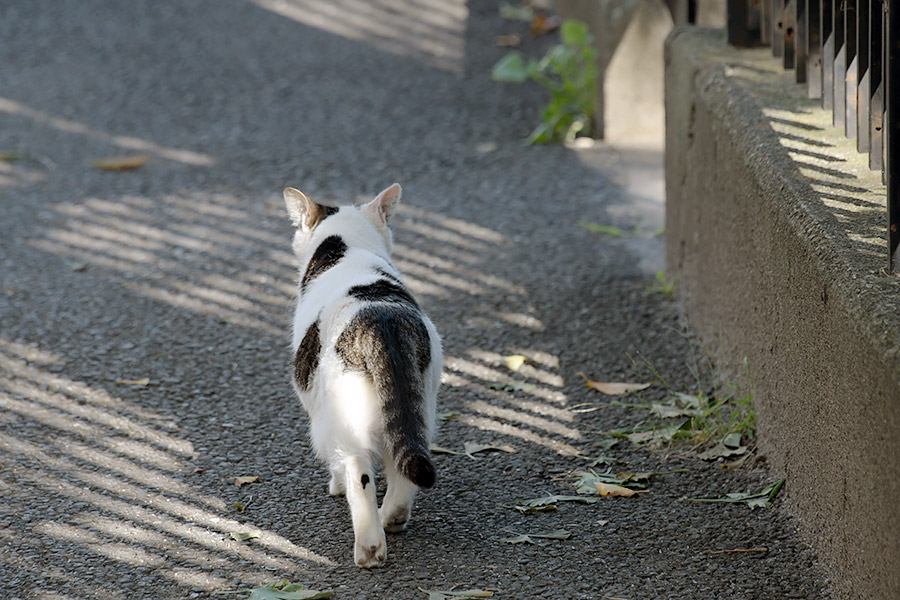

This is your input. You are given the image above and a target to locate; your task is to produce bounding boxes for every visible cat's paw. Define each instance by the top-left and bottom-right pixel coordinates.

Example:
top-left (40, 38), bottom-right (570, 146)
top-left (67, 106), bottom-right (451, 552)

top-left (353, 528), bottom-right (387, 568)
top-left (328, 473), bottom-right (345, 496)
top-left (379, 506), bottom-right (410, 533)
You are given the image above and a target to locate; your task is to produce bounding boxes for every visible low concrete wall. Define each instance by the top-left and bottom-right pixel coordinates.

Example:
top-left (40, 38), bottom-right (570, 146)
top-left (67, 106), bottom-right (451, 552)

top-left (665, 28), bottom-right (900, 600)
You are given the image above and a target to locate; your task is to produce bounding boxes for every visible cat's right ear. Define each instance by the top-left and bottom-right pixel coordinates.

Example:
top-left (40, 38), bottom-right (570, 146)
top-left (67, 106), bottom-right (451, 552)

top-left (284, 187), bottom-right (319, 231)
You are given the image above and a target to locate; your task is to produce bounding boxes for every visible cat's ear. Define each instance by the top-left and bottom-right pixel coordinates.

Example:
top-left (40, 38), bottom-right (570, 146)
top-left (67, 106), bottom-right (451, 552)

top-left (364, 183), bottom-right (402, 226)
top-left (284, 187), bottom-right (320, 231)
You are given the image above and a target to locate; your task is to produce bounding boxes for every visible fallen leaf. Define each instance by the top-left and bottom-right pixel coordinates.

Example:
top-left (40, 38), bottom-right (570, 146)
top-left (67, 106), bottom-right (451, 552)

top-left (499, 529), bottom-right (572, 544)
top-left (494, 33), bottom-right (522, 47)
top-left (419, 588), bottom-right (494, 600)
top-left (247, 580), bottom-right (333, 600)
top-left (650, 402), bottom-right (701, 419)
top-left (464, 441), bottom-right (517, 459)
top-left (697, 438), bottom-right (748, 460)
top-left (234, 502), bottom-right (246, 513)
top-left (430, 445), bottom-right (465, 456)
top-left (618, 420), bottom-right (691, 445)
top-left (234, 475), bottom-right (259, 487)
top-left (577, 221), bottom-right (627, 236)
top-left (594, 438), bottom-right (620, 450)
top-left (514, 494), bottom-right (601, 512)
top-left (585, 455), bottom-right (617, 467)
top-left (594, 482), bottom-right (647, 497)
top-left (193, 467), bottom-right (205, 474)
top-left (576, 372), bottom-right (651, 395)
top-left (503, 354), bottom-right (528, 371)
top-left (530, 13), bottom-right (561, 36)
top-left (229, 531), bottom-right (260, 542)
top-left (115, 377), bottom-right (150, 386)
top-left (688, 478), bottom-right (785, 509)
top-left (436, 411), bottom-right (457, 421)
top-left (91, 153), bottom-right (151, 171)
top-left (504, 503), bottom-right (557, 514)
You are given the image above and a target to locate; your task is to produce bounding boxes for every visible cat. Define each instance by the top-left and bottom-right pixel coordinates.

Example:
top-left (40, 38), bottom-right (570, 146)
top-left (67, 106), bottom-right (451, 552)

top-left (284, 183), bottom-right (442, 568)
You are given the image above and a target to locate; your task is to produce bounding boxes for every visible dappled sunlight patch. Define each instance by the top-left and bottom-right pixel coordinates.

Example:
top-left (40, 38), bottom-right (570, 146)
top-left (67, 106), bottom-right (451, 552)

top-left (455, 413), bottom-right (582, 457)
top-left (31, 191), bottom-right (294, 336)
top-left (0, 97), bottom-right (215, 167)
top-left (0, 338), bottom-right (335, 598)
top-left (250, 0), bottom-right (467, 72)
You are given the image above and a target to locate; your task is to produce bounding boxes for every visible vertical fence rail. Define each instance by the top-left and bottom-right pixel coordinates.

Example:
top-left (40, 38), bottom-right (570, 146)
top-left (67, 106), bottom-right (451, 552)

top-left (727, 0), bottom-right (899, 272)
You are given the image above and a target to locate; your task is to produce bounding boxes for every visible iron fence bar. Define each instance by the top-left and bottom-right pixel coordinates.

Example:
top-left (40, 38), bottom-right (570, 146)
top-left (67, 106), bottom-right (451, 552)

top-left (834, 0), bottom-right (847, 127)
top-left (798, 0), bottom-right (809, 80)
top-left (729, 0), bottom-right (755, 44)
top-left (785, 0), bottom-right (798, 66)
top-left (772, 0), bottom-right (784, 58)
top-left (887, 0), bottom-right (900, 270)
top-left (725, 0), bottom-right (895, 270)
top-left (823, 0), bottom-right (836, 108)
top-left (871, 0), bottom-right (885, 171)
top-left (846, 0), bottom-right (859, 137)
top-left (750, 0), bottom-right (764, 41)
top-left (858, 0), bottom-right (871, 151)
top-left (808, 0), bottom-right (824, 95)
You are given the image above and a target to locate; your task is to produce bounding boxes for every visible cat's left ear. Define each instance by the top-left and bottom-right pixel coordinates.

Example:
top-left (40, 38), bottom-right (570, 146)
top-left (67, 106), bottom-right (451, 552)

top-left (364, 183), bottom-right (402, 226)
top-left (284, 187), bottom-right (320, 231)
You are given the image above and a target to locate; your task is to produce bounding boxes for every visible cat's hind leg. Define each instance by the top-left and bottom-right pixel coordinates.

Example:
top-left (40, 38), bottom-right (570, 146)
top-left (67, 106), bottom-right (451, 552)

top-left (328, 464), bottom-right (345, 496)
top-left (344, 455), bottom-right (386, 567)
top-left (379, 458), bottom-right (418, 533)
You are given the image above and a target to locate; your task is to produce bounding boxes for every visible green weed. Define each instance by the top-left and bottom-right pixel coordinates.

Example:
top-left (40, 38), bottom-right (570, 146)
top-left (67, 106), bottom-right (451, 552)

top-left (492, 19), bottom-right (597, 144)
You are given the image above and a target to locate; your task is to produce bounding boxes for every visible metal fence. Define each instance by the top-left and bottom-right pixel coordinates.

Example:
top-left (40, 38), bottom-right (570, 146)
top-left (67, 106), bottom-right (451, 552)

top-left (726, 0), bottom-right (900, 272)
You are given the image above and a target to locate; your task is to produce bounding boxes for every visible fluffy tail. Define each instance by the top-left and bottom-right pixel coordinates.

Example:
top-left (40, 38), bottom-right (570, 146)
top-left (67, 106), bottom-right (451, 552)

top-left (338, 305), bottom-right (436, 489)
top-left (378, 354), bottom-right (436, 489)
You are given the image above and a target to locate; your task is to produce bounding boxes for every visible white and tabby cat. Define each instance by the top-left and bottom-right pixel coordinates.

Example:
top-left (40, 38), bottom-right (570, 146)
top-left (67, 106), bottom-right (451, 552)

top-left (284, 183), bottom-right (441, 568)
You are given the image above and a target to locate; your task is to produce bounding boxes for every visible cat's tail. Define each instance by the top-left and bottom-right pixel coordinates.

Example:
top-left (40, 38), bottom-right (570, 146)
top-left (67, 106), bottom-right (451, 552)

top-left (380, 362), bottom-right (436, 489)
top-left (338, 306), bottom-right (437, 489)
top-left (388, 427), bottom-right (436, 489)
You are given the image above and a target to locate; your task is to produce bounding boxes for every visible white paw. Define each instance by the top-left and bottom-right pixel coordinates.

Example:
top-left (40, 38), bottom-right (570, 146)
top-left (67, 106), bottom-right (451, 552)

top-left (379, 505), bottom-right (410, 533)
top-left (328, 474), bottom-right (345, 496)
top-left (354, 527), bottom-right (387, 568)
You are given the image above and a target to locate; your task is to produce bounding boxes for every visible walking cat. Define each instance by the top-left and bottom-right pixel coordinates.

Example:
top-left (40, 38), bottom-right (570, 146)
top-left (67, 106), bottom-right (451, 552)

top-left (284, 183), bottom-right (441, 568)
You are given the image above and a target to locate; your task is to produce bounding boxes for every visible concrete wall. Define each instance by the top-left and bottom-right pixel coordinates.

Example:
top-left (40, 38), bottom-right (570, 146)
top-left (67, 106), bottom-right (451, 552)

top-left (665, 28), bottom-right (900, 600)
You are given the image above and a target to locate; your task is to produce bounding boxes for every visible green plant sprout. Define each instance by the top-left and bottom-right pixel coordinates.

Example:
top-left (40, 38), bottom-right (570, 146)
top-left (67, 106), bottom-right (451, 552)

top-left (492, 19), bottom-right (598, 144)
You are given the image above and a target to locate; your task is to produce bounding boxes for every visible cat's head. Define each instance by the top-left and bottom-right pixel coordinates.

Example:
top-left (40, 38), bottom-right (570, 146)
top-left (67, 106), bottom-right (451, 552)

top-left (283, 183), bottom-right (401, 256)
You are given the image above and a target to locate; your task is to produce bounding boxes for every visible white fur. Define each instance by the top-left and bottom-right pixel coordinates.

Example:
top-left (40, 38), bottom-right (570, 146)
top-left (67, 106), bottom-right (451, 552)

top-left (286, 184), bottom-right (441, 568)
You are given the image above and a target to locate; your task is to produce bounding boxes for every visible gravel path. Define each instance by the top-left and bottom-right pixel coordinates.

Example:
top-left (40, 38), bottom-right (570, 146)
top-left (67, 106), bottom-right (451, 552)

top-left (1, 1), bottom-right (831, 598)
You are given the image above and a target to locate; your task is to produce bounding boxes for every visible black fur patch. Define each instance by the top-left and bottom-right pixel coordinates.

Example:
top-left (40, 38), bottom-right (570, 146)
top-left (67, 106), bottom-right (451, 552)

top-left (319, 205), bottom-right (340, 220)
top-left (375, 268), bottom-right (404, 285)
top-left (335, 305), bottom-right (435, 488)
top-left (348, 279), bottom-right (419, 309)
top-left (301, 235), bottom-right (347, 292)
top-left (293, 319), bottom-right (321, 391)
top-left (361, 473), bottom-right (370, 489)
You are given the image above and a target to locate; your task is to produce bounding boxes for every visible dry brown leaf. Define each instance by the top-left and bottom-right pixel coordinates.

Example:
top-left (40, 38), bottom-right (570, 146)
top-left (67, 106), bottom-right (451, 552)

top-left (115, 377), bottom-right (150, 386)
top-left (594, 481), bottom-right (648, 497)
top-left (495, 33), bottom-right (522, 47)
top-left (234, 475), bottom-right (259, 487)
top-left (91, 153), bottom-right (151, 171)
top-left (576, 372), bottom-right (651, 395)
top-left (530, 13), bottom-right (561, 36)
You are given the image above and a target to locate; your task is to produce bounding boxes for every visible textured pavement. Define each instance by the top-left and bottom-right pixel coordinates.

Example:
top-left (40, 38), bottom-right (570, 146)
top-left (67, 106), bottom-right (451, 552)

top-left (1, 1), bottom-right (831, 598)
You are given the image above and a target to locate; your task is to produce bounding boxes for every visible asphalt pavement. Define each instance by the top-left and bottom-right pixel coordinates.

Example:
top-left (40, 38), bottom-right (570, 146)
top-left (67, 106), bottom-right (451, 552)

top-left (0, 1), bottom-right (832, 598)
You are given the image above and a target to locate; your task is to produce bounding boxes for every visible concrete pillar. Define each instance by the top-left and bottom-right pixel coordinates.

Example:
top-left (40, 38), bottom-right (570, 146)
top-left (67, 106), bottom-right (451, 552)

top-left (556, 0), bottom-right (674, 143)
